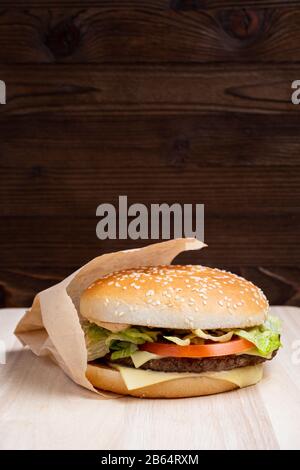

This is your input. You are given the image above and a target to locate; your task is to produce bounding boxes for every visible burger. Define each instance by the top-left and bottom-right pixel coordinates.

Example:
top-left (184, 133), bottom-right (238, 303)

top-left (80, 265), bottom-right (281, 398)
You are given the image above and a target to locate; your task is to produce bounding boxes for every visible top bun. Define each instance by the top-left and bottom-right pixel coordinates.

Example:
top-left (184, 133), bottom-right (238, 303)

top-left (80, 265), bottom-right (268, 330)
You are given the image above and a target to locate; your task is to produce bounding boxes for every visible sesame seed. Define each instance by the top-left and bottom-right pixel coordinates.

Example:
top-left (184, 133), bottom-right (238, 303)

top-left (146, 290), bottom-right (154, 297)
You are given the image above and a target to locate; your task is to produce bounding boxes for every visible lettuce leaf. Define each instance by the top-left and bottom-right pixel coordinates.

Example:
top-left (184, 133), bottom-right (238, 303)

top-left (82, 322), bottom-right (109, 361)
top-left (83, 314), bottom-right (282, 362)
top-left (264, 315), bottom-right (281, 334)
top-left (192, 329), bottom-right (234, 343)
top-left (234, 315), bottom-right (282, 356)
top-left (163, 336), bottom-right (190, 346)
top-left (83, 322), bottom-right (158, 361)
top-left (110, 341), bottom-right (138, 360)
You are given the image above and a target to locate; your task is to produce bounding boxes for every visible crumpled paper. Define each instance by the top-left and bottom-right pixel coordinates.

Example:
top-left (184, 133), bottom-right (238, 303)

top-left (14, 238), bottom-right (206, 396)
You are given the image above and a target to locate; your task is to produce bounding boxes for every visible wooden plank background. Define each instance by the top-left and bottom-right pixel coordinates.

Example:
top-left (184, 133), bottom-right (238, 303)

top-left (0, 0), bottom-right (300, 308)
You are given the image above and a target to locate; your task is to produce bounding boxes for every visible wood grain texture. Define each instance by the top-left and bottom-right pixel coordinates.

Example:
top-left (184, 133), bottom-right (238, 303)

top-left (1, 114), bottom-right (300, 167)
top-left (0, 166), bottom-right (299, 216)
top-left (1, 266), bottom-right (299, 309)
top-left (0, 268), bottom-right (71, 308)
top-left (0, 64), bottom-right (296, 116)
top-left (2, 1), bottom-right (300, 7)
top-left (0, 306), bottom-right (299, 449)
top-left (0, 215), bottom-right (298, 268)
top-left (1, 6), bottom-right (300, 64)
top-left (0, 0), bottom-right (299, 309)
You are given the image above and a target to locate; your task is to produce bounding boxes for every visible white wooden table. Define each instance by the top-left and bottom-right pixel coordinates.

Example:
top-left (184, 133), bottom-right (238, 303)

top-left (0, 306), bottom-right (299, 450)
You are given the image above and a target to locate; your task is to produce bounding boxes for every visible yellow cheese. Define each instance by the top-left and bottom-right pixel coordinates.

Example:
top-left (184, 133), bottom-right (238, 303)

top-left (236, 347), bottom-right (272, 359)
top-left (130, 351), bottom-right (161, 368)
top-left (110, 363), bottom-right (263, 391)
top-left (208, 365), bottom-right (263, 388)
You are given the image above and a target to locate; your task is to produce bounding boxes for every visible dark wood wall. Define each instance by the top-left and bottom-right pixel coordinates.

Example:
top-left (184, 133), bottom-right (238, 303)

top-left (0, 1), bottom-right (300, 308)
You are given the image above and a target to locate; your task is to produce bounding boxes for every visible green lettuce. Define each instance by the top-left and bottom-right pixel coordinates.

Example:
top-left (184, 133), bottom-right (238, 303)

top-left (264, 315), bottom-right (281, 334)
top-left (109, 341), bottom-right (139, 360)
top-left (83, 315), bottom-right (282, 362)
top-left (106, 327), bottom-right (158, 347)
top-left (83, 322), bottom-right (158, 361)
top-left (164, 317), bottom-right (281, 357)
top-left (164, 329), bottom-right (234, 345)
top-left (163, 336), bottom-right (190, 346)
top-left (82, 322), bottom-right (109, 361)
top-left (234, 315), bottom-right (282, 356)
top-left (192, 329), bottom-right (234, 343)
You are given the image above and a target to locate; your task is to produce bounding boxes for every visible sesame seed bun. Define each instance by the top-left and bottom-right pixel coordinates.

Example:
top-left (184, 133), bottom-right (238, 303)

top-left (80, 265), bottom-right (268, 330)
top-left (86, 363), bottom-right (264, 398)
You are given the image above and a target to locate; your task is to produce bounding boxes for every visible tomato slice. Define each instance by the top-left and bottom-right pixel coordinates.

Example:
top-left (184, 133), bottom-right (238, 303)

top-left (140, 338), bottom-right (254, 358)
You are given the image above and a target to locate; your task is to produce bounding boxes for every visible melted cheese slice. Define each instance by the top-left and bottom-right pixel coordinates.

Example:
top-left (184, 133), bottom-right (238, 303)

top-left (111, 363), bottom-right (263, 391)
top-left (131, 351), bottom-right (161, 368)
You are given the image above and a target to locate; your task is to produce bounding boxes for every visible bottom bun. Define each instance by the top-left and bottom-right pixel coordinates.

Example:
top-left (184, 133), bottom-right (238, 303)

top-left (86, 363), bottom-right (240, 398)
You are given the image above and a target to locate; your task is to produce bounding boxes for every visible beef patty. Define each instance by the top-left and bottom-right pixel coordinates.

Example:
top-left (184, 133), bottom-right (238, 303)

top-left (106, 350), bottom-right (277, 373)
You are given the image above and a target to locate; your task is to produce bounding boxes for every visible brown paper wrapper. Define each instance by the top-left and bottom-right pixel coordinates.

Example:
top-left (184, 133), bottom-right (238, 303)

top-left (14, 238), bottom-right (206, 397)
